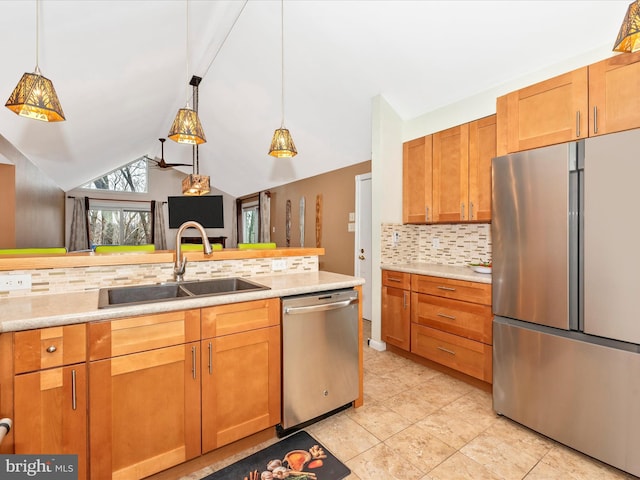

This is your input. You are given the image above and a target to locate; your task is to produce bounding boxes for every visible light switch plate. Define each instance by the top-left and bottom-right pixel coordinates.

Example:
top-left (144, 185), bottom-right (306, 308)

top-left (272, 259), bottom-right (287, 271)
top-left (347, 222), bottom-right (356, 232)
top-left (0, 274), bottom-right (32, 292)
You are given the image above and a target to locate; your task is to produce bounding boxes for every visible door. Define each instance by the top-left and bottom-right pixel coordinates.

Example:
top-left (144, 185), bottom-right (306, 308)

top-left (492, 143), bottom-right (574, 330)
top-left (583, 129), bottom-right (640, 343)
top-left (355, 173), bottom-right (372, 320)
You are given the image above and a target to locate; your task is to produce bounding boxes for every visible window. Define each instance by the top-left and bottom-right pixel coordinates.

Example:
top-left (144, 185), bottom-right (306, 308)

top-left (81, 157), bottom-right (148, 193)
top-left (242, 200), bottom-right (259, 244)
top-left (88, 201), bottom-right (151, 247)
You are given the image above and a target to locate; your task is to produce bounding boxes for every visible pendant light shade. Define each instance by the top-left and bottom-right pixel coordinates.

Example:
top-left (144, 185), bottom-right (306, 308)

top-left (268, 0), bottom-right (297, 158)
top-left (168, 107), bottom-right (206, 145)
top-left (182, 173), bottom-right (210, 196)
top-left (5, 1), bottom-right (65, 122)
top-left (614, 0), bottom-right (640, 52)
top-left (269, 128), bottom-right (297, 158)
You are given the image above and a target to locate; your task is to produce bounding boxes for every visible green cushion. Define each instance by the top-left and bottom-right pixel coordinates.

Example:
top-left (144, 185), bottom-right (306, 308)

top-left (238, 243), bottom-right (277, 250)
top-left (95, 244), bottom-right (156, 253)
top-left (180, 243), bottom-right (223, 251)
top-left (0, 247), bottom-right (67, 255)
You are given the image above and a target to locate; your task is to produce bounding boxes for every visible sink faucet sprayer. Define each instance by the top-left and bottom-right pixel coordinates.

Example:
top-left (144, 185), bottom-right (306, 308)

top-left (174, 221), bottom-right (213, 282)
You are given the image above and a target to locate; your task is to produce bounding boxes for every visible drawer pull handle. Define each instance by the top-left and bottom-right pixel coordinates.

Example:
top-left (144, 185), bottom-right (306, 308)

top-left (437, 286), bottom-right (456, 292)
top-left (388, 277), bottom-right (402, 283)
top-left (437, 313), bottom-right (457, 320)
top-left (71, 369), bottom-right (77, 411)
top-left (46, 345), bottom-right (57, 353)
top-left (437, 346), bottom-right (456, 355)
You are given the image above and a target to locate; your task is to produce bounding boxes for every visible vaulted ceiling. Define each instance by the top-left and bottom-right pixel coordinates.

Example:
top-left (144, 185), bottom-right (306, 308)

top-left (0, 1), bottom-right (630, 197)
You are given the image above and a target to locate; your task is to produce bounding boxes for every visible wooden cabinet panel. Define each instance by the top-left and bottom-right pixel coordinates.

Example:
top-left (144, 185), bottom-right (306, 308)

top-left (14, 324), bottom-right (86, 374)
top-left (14, 365), bottom-right (87, 480)
top-left (411, 324), bottom-right (492, 382)
top-left (201, 325), bottom-right (280, 452)
top-left (403, 135), bottom-right (433, 223)
top-left (381, 285), bottom-right (411, 351)
top-left (412, 292), bottom-right (492, 344)
top-left (202, 298), bottom-right (280, 338)
top-left (433, 123), bottom-right (469, 222)
top-left (382, 270), bottom-right (411, 290)
top-left (89, 343), bottom-right (201, 480)
top-left (500, 67), bottom-right (588, 153)
top-left (468, 115), bottom-right (496, 221)
top-left (411, 275), bottom-right (491, 305)
top-left (89, 309), bottom-right (200, 360)
top-left (589, 50), bottom-right (640, 136)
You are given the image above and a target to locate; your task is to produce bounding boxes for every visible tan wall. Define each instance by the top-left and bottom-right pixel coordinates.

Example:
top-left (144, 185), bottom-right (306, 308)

top-left (0, 136), bottom-right (65, 248)
top-left (269, 161), bottom-right (371, 275)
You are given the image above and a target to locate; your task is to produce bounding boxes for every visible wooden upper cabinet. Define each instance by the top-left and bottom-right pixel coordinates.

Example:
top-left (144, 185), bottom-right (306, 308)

top-left (589, 50), bottom-right (640, 136)
top-left (433, 123), bottom-right (469, 222)
top-left (468, 115), bottom-right (496, 221)
top-left (402, 135), bottom-right (433, 223)
top-left (498, 67), bottom-right (589, 154)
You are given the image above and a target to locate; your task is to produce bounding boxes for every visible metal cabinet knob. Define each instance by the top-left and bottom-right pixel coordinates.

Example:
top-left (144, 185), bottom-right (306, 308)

top-left (46, 345), bottom-right (57, 353)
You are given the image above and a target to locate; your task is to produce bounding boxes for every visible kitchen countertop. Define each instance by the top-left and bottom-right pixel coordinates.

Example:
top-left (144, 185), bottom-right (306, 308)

top-left (0, 271), bottom-right (364, 333)
top-left (381, 263), bottom-right (492, 284)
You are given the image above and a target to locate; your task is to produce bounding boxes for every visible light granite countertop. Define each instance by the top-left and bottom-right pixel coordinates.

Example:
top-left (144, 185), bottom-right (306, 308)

top-left (0, 271), bottom-right (364, 333)
top-left (381, 262), bottom-right (492, 284)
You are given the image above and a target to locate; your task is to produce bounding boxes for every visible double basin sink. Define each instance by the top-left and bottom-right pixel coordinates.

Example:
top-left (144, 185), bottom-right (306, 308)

top-left (98, 277), bottom-right (269, 309)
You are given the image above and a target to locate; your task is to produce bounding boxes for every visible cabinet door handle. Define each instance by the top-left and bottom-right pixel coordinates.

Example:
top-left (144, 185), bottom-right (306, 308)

top-left (461, 203), bottom-right (465, 220)
top-left (403, 291), bottom-right (408, 309)
top-left (437, 313), bottom-right (457, 320)
top-left (437, 286), bottom-right (456, 292)
top-left (437, 346), bottom-right (456, 355)
top-left (593, 106), bottom-right (598, 134)
top-left (46, 345), bottom-right (57, 353)
top-left (208, 342), bottom-right (213, 375)
top-left (425, 206), bottom-right (429, 222)
top-left (576, 111), bottom-right (581, 137)
top-left (192, 346), bottom-right (197, 380)
top-left (71, 369), bottom-right (77, 411)
top-left (470, 202), bottom-right (474, 220)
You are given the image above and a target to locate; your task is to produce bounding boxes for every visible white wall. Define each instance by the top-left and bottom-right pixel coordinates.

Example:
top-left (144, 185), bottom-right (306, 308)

top-left (65, 165), bottom-right (236, 250)
top-left (369, 43), bottom-right (620, 344)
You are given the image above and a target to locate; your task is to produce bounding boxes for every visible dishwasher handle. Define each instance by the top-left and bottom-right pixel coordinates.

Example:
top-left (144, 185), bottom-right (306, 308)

top-left (284, 297), bottom-right (357, 315)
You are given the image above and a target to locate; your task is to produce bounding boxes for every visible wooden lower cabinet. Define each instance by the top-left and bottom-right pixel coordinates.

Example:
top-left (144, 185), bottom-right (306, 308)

top-left (89, 343), bottom-right (201, 480)
top-left (201, 325), bottom-right (280, 452)
top-left (381, 270), bottom-right (411, 351)
top-left (14, 364), bottom-right (88, 480)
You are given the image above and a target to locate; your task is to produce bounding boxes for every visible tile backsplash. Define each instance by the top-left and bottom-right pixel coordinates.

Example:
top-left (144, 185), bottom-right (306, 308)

top-left (381, 223), bottom-right (491, 266)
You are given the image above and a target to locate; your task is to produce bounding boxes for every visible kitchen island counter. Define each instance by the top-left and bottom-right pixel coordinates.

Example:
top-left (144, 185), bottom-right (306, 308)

top-left (381, 262), bottom-right (492, 284)
top-left (0, 271), bottom-right (363, 333)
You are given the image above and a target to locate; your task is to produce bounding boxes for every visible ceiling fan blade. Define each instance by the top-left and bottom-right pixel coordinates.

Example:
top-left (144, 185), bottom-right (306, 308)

top-left (165, 163), bottom-right (193, 167)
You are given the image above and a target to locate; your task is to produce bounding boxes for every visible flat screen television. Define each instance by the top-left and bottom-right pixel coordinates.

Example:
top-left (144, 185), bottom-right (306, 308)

top-left (167, 195), bottom-right (224, 229)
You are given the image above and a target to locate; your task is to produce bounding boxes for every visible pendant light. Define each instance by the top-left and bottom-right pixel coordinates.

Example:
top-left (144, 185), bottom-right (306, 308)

top-left (169, 0), bottom-right (206, 145)
top-left (5, 0), bottom-right (65, 122)
top-left (269, 0), bottom-right (297, 158)
top-left (614, 0), bottom-right (640, 52)
top-left (182, 76), bottom-right (211, 196)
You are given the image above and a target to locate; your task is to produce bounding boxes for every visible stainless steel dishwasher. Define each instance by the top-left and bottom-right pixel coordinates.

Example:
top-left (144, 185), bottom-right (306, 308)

top-left (280, 289), bottom-right (359, 433)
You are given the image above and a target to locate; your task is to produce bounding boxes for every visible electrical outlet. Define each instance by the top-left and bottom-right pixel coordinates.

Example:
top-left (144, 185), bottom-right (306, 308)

top-left (432, 237), bottom-right (440, 249)
top-left (271, 259), bottom-right (287, 271)
top-left (0, 274), bottom-right (32, 292)
top-left (347, 222), bottom-right (356, 232)
top-left (392, 231), bottom-right (400, 244)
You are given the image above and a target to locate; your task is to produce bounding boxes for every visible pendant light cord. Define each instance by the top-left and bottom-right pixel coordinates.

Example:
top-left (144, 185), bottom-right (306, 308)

top-left (280, 0), bottom-right (285, 128)
top-left (201, 1), bottom-right (248, 81)
top-left (35, 0), bottom-right (40, 73)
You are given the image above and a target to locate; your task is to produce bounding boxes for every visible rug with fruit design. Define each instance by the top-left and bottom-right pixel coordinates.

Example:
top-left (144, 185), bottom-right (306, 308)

top-left (203, 431), bottom-right (350, 480)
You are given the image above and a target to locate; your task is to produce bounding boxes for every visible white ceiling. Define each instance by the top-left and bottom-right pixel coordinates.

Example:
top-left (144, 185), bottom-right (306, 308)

top-left (0, 1), bottom-right (631, 197)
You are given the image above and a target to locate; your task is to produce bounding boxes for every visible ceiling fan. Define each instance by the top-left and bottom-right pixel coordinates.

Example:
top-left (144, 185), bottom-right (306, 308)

top-left (146, 138), bottom-right (193, 169)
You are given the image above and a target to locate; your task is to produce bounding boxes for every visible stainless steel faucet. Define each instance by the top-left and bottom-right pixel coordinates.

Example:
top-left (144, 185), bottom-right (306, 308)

top-left (174, 221), bottom-right (213, 282)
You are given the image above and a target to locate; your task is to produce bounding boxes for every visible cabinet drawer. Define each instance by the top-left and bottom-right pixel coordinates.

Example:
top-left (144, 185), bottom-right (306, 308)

top-left (411, 274), bottom-right (491, 305)
top-left (14, 324), bottom-right (86, 374)
top-left (202, 298), bottom-right (280, 338)
top-left (412, 293), bottom-right (492, 344)
top-left (88, 310), bottom-right (200, 360)
top-left (411, 324), bottom-right (492, 382)
top-left (382, 270), bottom-right (411, 290)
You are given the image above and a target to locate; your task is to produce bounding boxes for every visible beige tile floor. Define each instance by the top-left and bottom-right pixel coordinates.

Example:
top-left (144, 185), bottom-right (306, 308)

top-left (183, 320), bottom-right (638, 480)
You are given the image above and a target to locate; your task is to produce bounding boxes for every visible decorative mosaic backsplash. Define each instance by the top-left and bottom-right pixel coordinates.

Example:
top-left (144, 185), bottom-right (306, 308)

top-left (381, 223), bottom-right (491, 266)
top-left (0, 256), bottom-right (318, 298)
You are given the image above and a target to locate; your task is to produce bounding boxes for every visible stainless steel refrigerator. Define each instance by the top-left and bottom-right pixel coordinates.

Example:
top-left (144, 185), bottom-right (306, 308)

top-left (492, 128), bottom-right (640, 477)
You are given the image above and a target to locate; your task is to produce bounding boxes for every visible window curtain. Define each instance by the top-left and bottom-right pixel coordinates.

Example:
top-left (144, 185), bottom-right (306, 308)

top-left (151, 200), bottom-right (167, 250)
top-left (259, 191), bottom-right (271, 243)
top-left (68, 196), bottom-right (90, 251)
top-left (231, 199), bottom-right (238, 247)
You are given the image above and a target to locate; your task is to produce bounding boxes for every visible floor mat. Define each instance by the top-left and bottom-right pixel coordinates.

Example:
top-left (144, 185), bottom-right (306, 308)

top-left (202, 430), bottom-right (350, 480)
